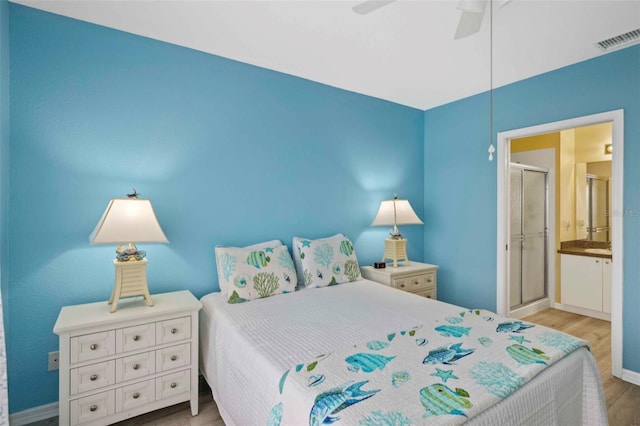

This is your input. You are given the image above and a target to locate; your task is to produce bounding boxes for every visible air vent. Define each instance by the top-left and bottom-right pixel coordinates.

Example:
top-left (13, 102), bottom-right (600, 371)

top-left (596, 29), bottom-right (640, 52)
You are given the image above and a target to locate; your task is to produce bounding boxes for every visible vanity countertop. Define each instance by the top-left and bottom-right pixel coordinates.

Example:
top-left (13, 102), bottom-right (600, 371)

top-left (557, 241), bottom-right (612, 259)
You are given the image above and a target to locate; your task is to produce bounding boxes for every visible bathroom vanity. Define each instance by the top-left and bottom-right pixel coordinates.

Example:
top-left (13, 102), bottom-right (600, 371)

top-left (558, 243), bottom-right (611, 321)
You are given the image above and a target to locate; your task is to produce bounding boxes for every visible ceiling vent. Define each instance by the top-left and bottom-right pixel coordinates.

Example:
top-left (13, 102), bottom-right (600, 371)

top-left (596, 29), bottom-right (640, 52)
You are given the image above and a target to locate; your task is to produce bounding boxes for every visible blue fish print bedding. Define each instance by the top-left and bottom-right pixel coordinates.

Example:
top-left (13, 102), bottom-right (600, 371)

top-left (268, 309), bottom-right (589, 425)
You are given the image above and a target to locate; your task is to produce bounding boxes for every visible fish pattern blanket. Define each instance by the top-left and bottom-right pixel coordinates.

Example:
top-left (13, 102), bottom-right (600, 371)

top-left (267, 309), bottom-right (589, 426)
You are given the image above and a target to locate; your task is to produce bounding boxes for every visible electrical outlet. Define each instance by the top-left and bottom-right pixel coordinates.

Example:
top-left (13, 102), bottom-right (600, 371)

top-left (48, 351), bottom-right (59, 372)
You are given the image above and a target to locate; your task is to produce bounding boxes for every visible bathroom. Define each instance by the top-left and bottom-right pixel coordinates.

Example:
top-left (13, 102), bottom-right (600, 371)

top-left (509, 122), bottom-right (612, 320)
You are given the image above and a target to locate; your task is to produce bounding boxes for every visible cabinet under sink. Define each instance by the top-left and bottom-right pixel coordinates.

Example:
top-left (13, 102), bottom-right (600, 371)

top-left (560, 253), bottom-right (611, 320)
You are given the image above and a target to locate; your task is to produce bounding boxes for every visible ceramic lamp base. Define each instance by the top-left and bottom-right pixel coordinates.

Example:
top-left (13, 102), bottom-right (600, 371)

top-left (381, 238), bottom-right (410, 268)
top-left (108, 258), bottom-right (154, 313)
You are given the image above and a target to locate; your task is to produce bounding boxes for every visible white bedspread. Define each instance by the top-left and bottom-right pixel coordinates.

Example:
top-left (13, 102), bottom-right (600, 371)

top-left (200, 280), bottom-right (607, 425)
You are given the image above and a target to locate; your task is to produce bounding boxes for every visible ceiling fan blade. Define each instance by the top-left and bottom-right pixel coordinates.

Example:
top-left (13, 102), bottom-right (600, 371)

top-left (352, 0), bottom-right (397, 15)
top-left (454, 0), bottom-right (488, 39)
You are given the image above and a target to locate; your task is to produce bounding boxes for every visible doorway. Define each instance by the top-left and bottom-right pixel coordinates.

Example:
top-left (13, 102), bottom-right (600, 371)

top-left (496, 109), bottom-right (624, 379)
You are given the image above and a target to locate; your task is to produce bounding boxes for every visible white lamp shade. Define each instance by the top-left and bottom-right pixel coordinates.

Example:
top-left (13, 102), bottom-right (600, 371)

top-left (90, 198), bottom-right (169, 244)
top-left (371, 199), bottom-right (423, 226)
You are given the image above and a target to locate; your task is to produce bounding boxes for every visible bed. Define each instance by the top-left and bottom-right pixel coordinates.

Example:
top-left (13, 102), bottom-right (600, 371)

top-left (199, 280), bottom-right (607, 425)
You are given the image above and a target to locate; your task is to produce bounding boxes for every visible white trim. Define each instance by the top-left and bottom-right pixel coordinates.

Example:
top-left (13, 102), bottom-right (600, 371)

top-left (9, 402), bottom-right (58, 426)
top-left (554, 303), bottom-right (611, 322)
top-left (496, 109), bottom-right (624, 379)
top-left (621, 369), bottom-right (640, 387)
top-left (510, 297), bottom-right (551, 319)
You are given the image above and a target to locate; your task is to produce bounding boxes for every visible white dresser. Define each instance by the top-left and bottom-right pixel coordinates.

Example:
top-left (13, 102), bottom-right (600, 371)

top-left (53, 290), bottom-right (202, 426)
top-left (361, 261), bottom-right (438, 299)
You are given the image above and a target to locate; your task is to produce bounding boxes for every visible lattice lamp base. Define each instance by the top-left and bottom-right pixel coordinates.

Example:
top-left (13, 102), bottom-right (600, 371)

top-left (108, 258), bottom-right (154, 313)
top-left (381, 238), bottom-right (411, 268)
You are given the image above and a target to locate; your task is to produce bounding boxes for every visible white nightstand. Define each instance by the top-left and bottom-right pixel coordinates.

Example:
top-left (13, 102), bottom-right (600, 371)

top-left (53, 290), bottom-right (202, 426)
top-left (361, 261), bottom-right (438, 299)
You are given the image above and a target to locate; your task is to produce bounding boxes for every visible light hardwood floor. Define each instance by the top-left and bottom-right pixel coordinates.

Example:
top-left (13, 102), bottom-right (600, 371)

top-left (30, 309), bottom-right (639, 426)
top-left (522, 309), bottom-right (640, 426)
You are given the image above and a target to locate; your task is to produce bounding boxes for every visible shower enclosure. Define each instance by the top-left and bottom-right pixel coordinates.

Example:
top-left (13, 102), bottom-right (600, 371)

top-left (510, 164), bottom-right (548, 310)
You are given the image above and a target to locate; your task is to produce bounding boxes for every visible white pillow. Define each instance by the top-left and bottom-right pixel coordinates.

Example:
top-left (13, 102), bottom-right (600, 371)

top-left (215, 244), bottom-right (297, 303)
top-left (293, 234), bottom-right (361, 289)
top-left (215, 239), bottom-right (282, 296)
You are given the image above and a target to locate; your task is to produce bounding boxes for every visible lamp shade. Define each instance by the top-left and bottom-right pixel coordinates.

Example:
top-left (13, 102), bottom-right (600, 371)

top-left (371, 199), bottom-right (423, 227)
top-left (90, 198), bottom-right (169, 244)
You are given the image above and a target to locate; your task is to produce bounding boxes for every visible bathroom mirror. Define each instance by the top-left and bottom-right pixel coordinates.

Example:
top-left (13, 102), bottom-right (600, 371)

top-left (575, 161), bottom-right (612, 242)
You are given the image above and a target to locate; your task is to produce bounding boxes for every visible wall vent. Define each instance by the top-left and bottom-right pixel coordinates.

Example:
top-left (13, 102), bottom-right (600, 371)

top-left (596, 29), bottom-right (640, 52)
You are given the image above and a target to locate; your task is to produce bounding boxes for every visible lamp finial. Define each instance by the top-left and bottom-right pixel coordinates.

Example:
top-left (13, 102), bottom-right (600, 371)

top-left (127, 188), bottom-right (140, 198)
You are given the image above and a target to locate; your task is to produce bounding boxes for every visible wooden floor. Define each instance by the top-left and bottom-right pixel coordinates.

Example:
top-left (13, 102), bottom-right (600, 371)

top-left (522, 309), bottom-right (640, 426)
top-left (30, 309), bottom-right (639, 426)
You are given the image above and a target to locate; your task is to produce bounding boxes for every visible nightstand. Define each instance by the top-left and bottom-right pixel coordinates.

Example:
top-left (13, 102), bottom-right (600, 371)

top-left (53, 290), bottom-right (202, 426)
top-left (361, 261), bottom-right (438, 299)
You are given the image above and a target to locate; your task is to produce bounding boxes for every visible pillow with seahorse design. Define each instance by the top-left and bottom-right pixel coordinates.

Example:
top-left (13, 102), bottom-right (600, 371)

top-left (214, 239), bottom-right (283, 297)
top-left (293, 235), bottom-right (361, 289)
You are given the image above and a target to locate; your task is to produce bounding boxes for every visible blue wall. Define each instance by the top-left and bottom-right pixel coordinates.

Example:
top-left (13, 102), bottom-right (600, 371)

top-left (7, 4), bottom-right (424, 412)
top-left (0, 0), bottom-right (10, 371)
top-left (424, 45), bottom-right (640, 373)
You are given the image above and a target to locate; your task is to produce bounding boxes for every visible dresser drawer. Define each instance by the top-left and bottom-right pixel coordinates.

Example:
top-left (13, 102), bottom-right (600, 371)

top-left (116, 323), bottom-right (156, 353)
top-left (157, 317), bottom-right (190, 344)
top-left (413, 287), bottom-right (437, 299)
top-left (70, 331), bottom-right (116, 364)
top-left (392, 272), bottom-right (435, 292)
top-left (70, 360), bottom-right (115, 395)
top-left (156, 370), bottom-right (191, 400)
top-left (116, 379), bottom-right (155, 412)
top-left (157, 343), bottom-right (190, 372)
top-left (70, 390), bottom-right (115, 425)
top-left (116, 351), bottom-right (156, 383)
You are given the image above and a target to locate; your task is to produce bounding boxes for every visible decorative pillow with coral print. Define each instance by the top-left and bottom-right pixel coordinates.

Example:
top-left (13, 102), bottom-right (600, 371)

top-left (294, 235), bottom-right (361, 289)
top-left (215, 239), bottom-right (282, 296)
top-left (215, 244), bottom-right (297, 303)
top-left (292, 234), bottom-right (343, 288)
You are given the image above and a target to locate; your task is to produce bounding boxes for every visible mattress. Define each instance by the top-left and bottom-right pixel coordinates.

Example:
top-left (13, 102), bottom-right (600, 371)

top-left (199, 280), bottom-right (607, 425)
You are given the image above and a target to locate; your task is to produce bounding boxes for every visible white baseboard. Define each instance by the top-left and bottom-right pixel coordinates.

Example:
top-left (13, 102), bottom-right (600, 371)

top-left (553, 303), bottom-right (611, 322)
top-left (622, 368), bottom-right (640, 386)
top-left (9, 402), bottom-right (58, 426)
top-left (510, 298), bottom-right (550, 319)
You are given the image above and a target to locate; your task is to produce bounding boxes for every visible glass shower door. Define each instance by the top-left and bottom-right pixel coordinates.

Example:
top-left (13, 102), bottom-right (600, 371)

top-left (521, 169), bottom-right (547, 304)
top-left (510, 165), bottom-right (548, 309)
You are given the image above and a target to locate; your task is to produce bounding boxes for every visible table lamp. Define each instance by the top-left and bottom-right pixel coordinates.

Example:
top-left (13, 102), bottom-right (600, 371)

top-left (90, 190), bottom-right (169, 312)
top-left (371, 195), bottom-right (423, 267)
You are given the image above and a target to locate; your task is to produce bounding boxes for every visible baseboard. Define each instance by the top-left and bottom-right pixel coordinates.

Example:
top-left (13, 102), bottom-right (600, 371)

top-left (622, 368), bottom-right (640, 386)
top-left (9, 402), bottom-right (58, 426)
top-left (510, 298), bottom-right (550, 319)
top-left (553, 303), bottom-right (611, 322)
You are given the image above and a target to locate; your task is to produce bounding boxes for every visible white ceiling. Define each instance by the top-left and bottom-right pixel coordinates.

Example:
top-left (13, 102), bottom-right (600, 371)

top-left (11, 0), bottom-right (640, 110)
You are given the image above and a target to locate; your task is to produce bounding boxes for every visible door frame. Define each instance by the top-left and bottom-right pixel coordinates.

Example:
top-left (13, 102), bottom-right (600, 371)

top-left (496, 109), bottom-right (624, 378)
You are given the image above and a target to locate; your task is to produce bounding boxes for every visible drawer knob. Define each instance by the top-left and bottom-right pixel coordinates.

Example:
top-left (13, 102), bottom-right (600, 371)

top-left (413, 281), bottom-right (418, 285)
top-left (170, 355), bottom-right (178, 361)
top-left (89, 344), bottom-right (98, 351)
top-left (133, 335), bottom-right (141, 342)
top-left (427, 279), bottom-right (432, 283)
top-left (132, 392), bottom-right (140, 399)
top-left (90, 374), bottom-right (98, 381)
top-left (90, 405), bottom-right (98, 412)
top-left (170, 382), bottom-right (177, 389)
top-left (170, 328), bottom-right (178, 334)
top-left (133, 363), bottom-right (141, 370)
top-left (400, 284), bottom-right (405, 288)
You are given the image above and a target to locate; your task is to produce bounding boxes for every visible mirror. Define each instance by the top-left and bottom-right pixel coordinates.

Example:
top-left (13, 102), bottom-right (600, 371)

top-left (575, 161), bottom-right (612, 242)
